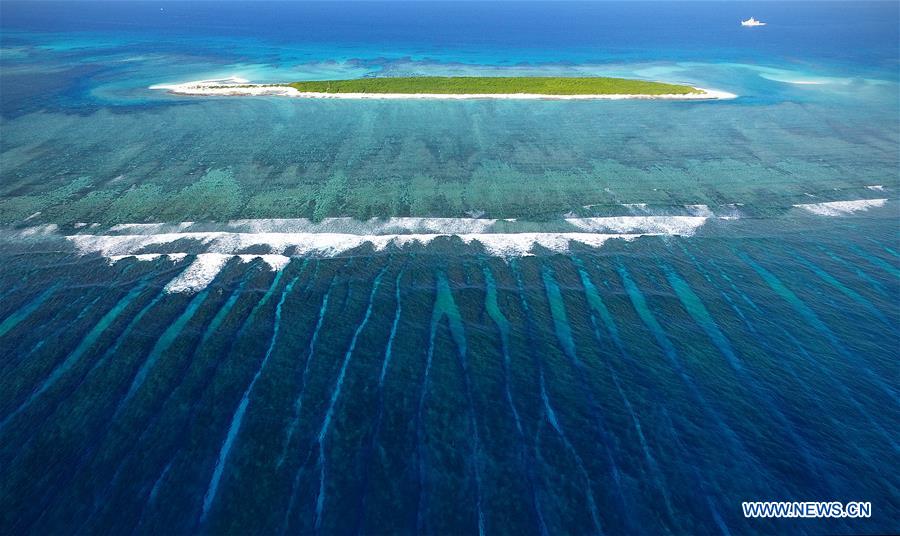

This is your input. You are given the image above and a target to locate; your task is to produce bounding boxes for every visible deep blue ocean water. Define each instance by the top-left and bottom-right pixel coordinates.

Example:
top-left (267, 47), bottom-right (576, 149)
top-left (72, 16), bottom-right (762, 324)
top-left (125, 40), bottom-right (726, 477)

top-left (1, 2), bottom-right (898, 534)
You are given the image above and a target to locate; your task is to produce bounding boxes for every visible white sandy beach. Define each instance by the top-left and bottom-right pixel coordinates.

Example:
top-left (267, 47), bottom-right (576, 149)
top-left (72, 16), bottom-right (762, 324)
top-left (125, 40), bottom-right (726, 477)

top-left (150, 77), bottom-right (738, 100)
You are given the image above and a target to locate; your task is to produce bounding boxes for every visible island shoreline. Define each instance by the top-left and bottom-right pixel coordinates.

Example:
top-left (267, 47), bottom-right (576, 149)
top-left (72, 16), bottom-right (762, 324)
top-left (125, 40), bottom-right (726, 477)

top-left (150, 77), bottom-right (738, 101)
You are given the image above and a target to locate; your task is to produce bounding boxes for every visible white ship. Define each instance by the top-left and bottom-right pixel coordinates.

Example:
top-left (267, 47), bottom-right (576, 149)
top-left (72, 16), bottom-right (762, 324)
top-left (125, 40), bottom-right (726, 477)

top-left (741, 17), bottom-right (767, 27)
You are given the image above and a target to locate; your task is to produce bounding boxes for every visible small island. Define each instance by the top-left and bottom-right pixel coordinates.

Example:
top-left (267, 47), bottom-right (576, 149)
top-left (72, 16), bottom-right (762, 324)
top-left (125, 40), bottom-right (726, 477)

top-left (286, 76), bottom-right (700, 95)
top-left (151, 76), bottom-right (736, 100)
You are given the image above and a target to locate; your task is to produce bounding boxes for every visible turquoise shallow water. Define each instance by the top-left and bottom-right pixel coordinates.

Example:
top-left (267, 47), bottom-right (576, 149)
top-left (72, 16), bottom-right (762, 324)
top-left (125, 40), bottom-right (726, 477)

top-left (1, 1), bottom-right (898, 534)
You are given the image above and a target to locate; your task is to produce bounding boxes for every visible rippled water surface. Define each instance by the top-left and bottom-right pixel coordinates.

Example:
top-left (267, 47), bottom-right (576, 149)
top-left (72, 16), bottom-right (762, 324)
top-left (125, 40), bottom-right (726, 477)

top-left (1, 1), bottom-right (898, 534)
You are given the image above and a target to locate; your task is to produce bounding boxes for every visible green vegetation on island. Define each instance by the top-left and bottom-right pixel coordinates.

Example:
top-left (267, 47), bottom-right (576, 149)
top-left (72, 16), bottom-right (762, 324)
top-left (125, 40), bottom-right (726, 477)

top-left (285, 76), bottom-right (700, 95)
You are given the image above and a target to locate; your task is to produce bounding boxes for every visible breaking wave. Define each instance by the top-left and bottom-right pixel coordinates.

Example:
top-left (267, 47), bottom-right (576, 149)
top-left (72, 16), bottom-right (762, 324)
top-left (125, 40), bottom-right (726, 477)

top-left (565, 216), bottom-right (707, 235)
top-left (12, 215), bottom-right (717, 293)
top-left (163, 254), bottom-right (290, 294)
top-left (793, 199), bottom-right (887, 216)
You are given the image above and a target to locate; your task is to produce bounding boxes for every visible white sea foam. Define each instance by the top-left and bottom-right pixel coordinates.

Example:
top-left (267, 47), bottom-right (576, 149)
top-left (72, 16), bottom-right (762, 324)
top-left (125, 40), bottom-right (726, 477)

top-left (67, 232), bottom-right (220, 256)
top-left (66, 216), bottom-right (707, 257)
top-left (565, 216), bottom-right (707, 235)
top-left (109, 223), bottom-right (169, 234)
top-left (63, 229), bottom-right (675, 260)
top-left (164, 254), bottom-right (233, 294)
top-left (793, 198), bottom-right (888, 216)
top-left (866, 185), bottom-right (885, 191)
top-left (82, 232), bottom-right (652, 292)
top-left (107, 253), bottom-right (186, 264)
top-left (458, 233), bottom-right (636, 256)
top-left (67, 215), bottom-right (709, 260)
top-left (18, 224), bottom-right (59, 237)
top-left (108, 253), bottom-right (163, 264)
top-left (684, 204), bottom-right (715, 217)
top-left (89, 214), bottom-right (719, 240)
top-left (236, 254), bottom-right (291, 271)
top-left (9, 214), bottom-right (720, 292)
top-left (225, 217), bottom-right (498, 235)
top-left (109, 221), bottom-right (195, 234)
